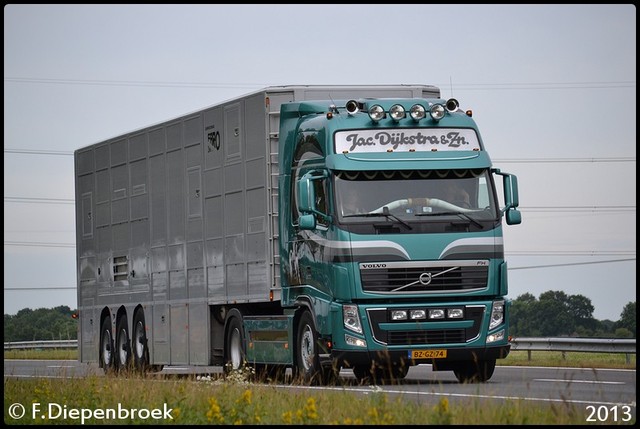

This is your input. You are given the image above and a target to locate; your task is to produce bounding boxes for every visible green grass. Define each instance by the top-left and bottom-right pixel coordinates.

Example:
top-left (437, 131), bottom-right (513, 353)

top-left (4, 350), bottom-right (635, 424)
top-left (5, 372), bottom-right (628, 425)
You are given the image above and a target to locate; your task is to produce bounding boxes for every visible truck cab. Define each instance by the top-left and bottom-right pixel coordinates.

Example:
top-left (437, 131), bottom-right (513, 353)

top-left (278, 97), bottom-right (521, 383)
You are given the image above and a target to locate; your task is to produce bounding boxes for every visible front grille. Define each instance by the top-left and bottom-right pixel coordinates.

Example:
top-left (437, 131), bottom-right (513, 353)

top-left (361, 261), bottom-right (488, 294)
top-left (367, 306), bottom-right (484, 346)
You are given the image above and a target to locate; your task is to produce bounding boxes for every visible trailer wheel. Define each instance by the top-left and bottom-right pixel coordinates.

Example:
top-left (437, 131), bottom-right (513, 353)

top-left (115, 316), bottom-right (131, 371)
top-left (295, 311), bottom-right (322, 384)
top-left (99, 316), bottom-right (114, 374)
top-left (132, 310), bottom-right (149, 371)
top-left (453, 359), bottom-right (496, 383)
top-left (224, 314), bottom-right (246, 374)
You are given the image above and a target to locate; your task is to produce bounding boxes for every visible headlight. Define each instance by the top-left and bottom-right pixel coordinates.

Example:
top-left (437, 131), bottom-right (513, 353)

top-left (489, 301), bottom-right (505, 329)
top-left (343, 304), bottom-right (363, 334)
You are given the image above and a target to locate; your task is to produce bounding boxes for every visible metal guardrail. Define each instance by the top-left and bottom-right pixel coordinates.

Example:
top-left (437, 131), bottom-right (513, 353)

top-left (4, 340), bottom-right (77, 350)
top-left (5, 337), bottom-right (636, 354)
top-left (510, 337), bottom-right (636, 364)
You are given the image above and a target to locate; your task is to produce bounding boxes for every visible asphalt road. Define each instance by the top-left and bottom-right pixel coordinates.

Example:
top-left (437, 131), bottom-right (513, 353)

top-left (5, 358), bottom-right (636, 423)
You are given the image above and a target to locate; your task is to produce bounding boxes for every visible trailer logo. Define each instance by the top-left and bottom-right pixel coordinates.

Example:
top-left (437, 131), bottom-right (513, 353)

top-left (334, 128), bottom-right (480, 153)
top-left (206, 127), bottom-right (221, 152)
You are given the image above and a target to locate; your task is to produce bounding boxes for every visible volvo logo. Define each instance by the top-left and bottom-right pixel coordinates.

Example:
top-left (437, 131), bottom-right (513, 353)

top-left (419, 272), bottom-right (432, 285)
top-left (361, 263), bottom-right (387, 269)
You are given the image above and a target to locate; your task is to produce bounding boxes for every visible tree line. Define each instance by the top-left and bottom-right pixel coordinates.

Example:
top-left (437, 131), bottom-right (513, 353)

top-left (3, 293), bottom-right (636, 343)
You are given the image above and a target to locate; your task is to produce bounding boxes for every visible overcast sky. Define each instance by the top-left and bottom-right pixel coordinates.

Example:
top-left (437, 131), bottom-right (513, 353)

top-left (4, 4), bottom-right (636, 321)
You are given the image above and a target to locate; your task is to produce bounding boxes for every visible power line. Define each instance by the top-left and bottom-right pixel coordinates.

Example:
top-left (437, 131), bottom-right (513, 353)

top-left (6, 198), bottom-right (634, 214)
top-left (5, 287), bottom-right (76, 290)
top-left (4, 148), bottom-right (73, 156)
top-left (4, 77), bottom-right (635, 90)
top-left (5, 197), bottom-right (74, 204)
top-left (4, 148), bottom-right (635, 164)
top-left (509, 258), bottom-right (636, 270)
top-left (4, 241), bottom-right (75, 248)
top-left (507, 251), bottom-right (636, 256)
top-left (494, 157), bottom-right (635, 163)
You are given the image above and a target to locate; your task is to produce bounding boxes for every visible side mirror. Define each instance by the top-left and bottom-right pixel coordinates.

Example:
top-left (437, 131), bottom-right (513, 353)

top-left (298, 214), bottom-right (316, 230)
top-left (297, 177), bottom-right (315, 214)
top-left (503, 174), bottom-right (519, 209)
top-left (493, 169), bottom-right (522, 226)
top-left (506, 209), bottom-right (522, 225)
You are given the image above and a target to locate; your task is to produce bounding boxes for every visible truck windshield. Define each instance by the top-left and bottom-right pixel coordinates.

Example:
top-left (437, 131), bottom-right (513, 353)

top-left (334, 169), bottom-right (499, 224)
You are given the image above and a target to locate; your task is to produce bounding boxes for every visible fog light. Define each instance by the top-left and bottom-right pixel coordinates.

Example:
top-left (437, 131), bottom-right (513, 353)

top-left (410, 309), bottom-right (426, 320)
top-left (428, 309), bottom-right (445, 319)
top-left (447, 308), bottom-right (464, 319)
top-left (345, 334), bottom-right (367, 347)
top-left (487, 329), bottom-right (505, 344)
top-left (391, 310), bottom-right (408, 321)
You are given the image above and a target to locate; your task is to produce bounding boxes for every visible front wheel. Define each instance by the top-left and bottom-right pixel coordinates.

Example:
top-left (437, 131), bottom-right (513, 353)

top-left (295, 311), bottom-right (322, 384)
top-left (453, 359), bottom-right (496, 383)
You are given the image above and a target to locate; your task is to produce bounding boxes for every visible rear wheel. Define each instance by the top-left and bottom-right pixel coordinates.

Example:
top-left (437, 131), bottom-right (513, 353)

top-left (99, 317), bottom-right (114, 374)
top-left (224, 311), bottom-right (246, 375)
top-left (115, 316), bottom-right (131, 371)
top-left (132, 310), bottom-right (149, 371)
top-left (453, 359), bottom-right (496, 383)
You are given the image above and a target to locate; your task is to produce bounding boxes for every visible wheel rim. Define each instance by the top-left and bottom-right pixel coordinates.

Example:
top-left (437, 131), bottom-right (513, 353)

top-left (300, 325), bottom-right (314, 371)
top-left (229, 327), bottom-right (242, 369)
top-left (134, 321), bottom-right (145, 359)
top-left (101, 329), bottom-right (112, 367)
top-left (118, 328), bottom-right (128, 365)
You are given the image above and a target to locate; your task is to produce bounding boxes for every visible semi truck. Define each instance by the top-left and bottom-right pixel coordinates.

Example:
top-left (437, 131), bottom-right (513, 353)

top-left (74, 84), bottom-right (521, 384)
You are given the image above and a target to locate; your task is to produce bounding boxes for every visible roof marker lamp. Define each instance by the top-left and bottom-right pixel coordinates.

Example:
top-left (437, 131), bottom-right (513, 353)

top-left (410, 104), bottom-right (426, 121)
top-left (368, 104), bottom-right (386, 122)
top-left (389, 104), bottom-right (406, 121)
top-left (430, 103), bottom-right (446, 121)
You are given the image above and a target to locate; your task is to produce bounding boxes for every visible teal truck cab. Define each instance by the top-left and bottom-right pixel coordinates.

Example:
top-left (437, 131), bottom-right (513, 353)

top-left (274, 96), bottom-right (521, 383)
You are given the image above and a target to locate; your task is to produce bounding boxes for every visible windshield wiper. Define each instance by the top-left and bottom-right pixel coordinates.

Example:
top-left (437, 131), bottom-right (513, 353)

top-left (415, 211), bottom-right (483, 229)
top-left (344, 206), bottom-right (412, 230)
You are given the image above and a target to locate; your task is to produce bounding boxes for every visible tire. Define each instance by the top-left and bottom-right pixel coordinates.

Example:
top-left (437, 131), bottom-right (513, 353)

top-left (99, 317), bottom-right (114, 374)
top-left (132, 310), bottom-right (149, 371)
top-left (353, 365), bottom-right (380, 385)
top-left (115, 316), bottom-right (131, 371)
top-left (389, 363), bottom-right (409, 380)
top-left (453, 359), bottom-right (496, 383)
top-left (224, 312), bottom-right (246, 374)
top-left (295, 311), bottom-right (322, 384)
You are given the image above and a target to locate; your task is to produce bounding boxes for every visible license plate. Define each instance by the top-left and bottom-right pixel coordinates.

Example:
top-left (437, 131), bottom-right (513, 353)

top-left (410, 349), bottom-right (447, 359)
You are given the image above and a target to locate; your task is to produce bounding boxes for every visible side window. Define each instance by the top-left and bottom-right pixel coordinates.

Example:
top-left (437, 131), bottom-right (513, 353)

top-left (313, 178), bottom-right (329, 228)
